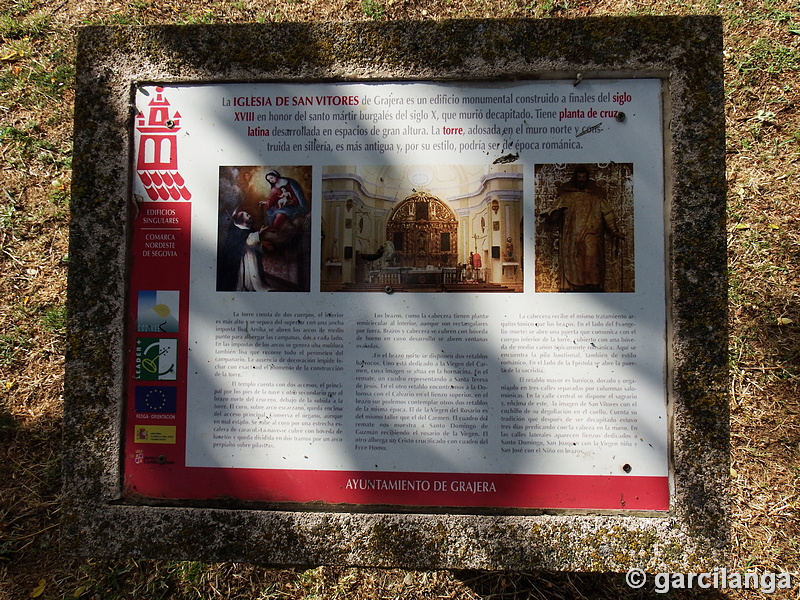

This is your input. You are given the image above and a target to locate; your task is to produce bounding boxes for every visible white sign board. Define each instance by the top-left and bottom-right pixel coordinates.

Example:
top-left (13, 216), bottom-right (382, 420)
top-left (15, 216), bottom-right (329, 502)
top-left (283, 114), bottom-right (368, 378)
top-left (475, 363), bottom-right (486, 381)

top-left (125, 79), bottom-right (667, 510)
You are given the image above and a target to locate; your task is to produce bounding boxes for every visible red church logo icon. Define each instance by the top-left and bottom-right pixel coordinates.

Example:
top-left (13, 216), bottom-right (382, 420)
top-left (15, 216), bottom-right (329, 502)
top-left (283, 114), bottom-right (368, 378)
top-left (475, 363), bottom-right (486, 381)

top-left (136, 87), bottom-right (192, 201)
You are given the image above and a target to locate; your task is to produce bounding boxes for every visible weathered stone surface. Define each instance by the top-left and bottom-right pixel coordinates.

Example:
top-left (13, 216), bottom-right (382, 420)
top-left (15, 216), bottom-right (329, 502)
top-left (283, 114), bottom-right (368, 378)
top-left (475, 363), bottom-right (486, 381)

top-left (65, 18), bottom-right (727, 570)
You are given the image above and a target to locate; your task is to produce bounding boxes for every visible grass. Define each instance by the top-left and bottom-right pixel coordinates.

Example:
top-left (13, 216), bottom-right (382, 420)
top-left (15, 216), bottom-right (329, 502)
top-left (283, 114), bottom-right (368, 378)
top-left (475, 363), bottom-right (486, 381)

top-left (361, 0), bottom-right (386, 20)
top-left (1, 0), bottom-right (800, 598)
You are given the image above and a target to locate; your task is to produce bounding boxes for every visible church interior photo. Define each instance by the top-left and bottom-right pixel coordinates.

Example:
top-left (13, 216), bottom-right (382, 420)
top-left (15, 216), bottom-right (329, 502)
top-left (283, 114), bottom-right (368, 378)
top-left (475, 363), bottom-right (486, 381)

top-left (320, 165), bottom-right (524, 293)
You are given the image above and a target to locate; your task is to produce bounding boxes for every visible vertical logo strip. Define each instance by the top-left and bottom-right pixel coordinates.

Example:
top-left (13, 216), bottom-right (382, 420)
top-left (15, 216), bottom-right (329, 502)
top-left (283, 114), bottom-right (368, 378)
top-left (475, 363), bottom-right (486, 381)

top-left (125, 85), bottom-right (193, 495)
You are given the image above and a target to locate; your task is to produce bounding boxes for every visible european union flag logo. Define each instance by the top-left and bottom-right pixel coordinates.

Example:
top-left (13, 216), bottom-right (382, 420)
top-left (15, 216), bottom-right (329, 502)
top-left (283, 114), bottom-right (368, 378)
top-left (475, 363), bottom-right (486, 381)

top-left (134, 386), bottom-right (177, 414)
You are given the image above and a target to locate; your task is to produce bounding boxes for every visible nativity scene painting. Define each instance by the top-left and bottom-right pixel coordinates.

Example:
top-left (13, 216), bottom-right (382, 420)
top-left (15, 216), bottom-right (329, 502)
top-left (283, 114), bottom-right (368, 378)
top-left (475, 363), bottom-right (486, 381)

top-left (216, 165), bottom-right (312, 292)
top-left (320, 165), bottom-right (523, 293)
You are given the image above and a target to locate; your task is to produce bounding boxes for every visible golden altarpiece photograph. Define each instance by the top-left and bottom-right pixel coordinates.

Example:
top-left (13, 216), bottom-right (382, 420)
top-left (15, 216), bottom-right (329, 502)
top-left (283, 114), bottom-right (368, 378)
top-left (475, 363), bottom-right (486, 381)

top-left (320, 164), bottom-right (523, 293)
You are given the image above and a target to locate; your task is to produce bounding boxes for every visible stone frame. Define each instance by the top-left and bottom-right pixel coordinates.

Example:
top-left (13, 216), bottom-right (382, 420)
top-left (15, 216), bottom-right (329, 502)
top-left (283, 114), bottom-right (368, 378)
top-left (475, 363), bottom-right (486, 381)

top-left (64, 18), bottom-right (727, 570)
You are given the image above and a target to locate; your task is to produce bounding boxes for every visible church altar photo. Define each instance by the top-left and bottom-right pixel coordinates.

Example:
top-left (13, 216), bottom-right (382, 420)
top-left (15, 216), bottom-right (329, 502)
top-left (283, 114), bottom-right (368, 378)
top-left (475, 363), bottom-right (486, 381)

top-left (320, 165), bottom-right (523, 293)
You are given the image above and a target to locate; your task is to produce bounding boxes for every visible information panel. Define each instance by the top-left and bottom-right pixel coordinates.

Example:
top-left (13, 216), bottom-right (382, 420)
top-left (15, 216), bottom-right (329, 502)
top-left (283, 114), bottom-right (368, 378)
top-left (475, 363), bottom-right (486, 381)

top-left (125, 79), bottom-right (668, 510)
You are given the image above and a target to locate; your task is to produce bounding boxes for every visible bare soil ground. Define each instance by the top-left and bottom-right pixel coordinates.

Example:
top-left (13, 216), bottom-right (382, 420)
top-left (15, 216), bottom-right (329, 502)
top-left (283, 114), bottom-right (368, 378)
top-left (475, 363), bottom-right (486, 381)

top-left (1, 0), bottom-right (799, 598)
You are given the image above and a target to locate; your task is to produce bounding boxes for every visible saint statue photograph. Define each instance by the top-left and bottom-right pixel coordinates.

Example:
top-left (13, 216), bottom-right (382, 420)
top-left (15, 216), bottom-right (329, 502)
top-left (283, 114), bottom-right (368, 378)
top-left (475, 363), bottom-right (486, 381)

top-left (534, 163), bottom-right (635, 293)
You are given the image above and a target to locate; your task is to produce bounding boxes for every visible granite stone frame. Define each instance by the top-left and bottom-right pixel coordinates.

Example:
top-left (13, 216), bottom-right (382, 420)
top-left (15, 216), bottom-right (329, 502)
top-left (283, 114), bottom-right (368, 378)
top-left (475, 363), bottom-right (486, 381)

top-left (64, 18), bottom-right (727, 570)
